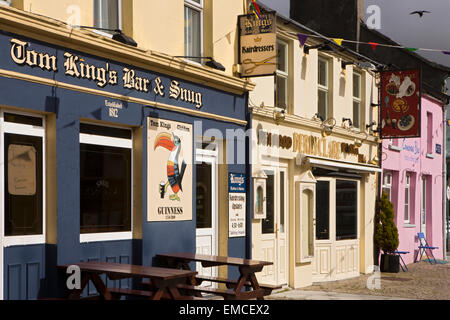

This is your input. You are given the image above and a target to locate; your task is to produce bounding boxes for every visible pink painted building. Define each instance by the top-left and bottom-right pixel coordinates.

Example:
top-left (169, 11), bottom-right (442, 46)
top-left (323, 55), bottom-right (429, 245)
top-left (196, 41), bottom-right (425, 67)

top-left (381, 95), bottom-right (445, 265)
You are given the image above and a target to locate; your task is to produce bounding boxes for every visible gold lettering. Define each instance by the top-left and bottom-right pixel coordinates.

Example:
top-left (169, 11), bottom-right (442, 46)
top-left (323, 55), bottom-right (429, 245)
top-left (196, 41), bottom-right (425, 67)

top-left (10, 38), bottom-right (27, 65)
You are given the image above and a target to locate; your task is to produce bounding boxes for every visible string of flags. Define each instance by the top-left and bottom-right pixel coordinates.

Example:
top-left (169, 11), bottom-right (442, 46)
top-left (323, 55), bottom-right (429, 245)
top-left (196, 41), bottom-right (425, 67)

top-left (295, 32), bottom-right (450, 56)
top-left (250, 0), bottom-right (262, 20)
top-left (447, 120), bottom-right (450, 127)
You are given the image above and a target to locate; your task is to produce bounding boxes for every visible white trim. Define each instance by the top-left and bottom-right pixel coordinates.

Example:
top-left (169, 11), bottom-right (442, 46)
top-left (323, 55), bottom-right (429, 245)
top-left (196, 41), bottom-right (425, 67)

top-left (404, 172), bottom-right (410, 224)
top-left (80, 232), bottom-right (132, 243)
top-left (3, 235), bottom-right (45, 247)
top-left (300, 155), bottom-right (382, 173)
top-left (389, 144), bottom-right (403, 151)
top-left (352, 72), bottom-right (362, 128)
top-left (318, 56), bottom-right (330, 120)
top-left (403, 224), bottom-right (416, 228)
top-left (80, 133), bottom-right (132, 148)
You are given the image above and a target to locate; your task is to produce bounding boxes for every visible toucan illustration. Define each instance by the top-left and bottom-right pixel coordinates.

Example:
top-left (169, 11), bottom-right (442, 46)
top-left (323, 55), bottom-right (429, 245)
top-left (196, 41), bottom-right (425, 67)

top-left (154, 132), bottom-right (187, 201)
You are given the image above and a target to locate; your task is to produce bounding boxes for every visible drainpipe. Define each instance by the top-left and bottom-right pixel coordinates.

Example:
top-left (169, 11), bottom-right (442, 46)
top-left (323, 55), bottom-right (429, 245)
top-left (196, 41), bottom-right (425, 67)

top-left (444, 79), bottom-right (449, 261)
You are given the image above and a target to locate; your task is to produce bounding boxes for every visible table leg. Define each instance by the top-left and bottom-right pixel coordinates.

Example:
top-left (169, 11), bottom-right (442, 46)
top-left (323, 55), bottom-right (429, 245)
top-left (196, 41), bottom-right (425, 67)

top-left (90, 273), bottom-right (112, 300)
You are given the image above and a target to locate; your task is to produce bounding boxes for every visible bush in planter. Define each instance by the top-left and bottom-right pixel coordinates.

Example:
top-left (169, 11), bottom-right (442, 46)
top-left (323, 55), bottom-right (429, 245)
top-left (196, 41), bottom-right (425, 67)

top-left (375, 192), bottom-right (400, 272)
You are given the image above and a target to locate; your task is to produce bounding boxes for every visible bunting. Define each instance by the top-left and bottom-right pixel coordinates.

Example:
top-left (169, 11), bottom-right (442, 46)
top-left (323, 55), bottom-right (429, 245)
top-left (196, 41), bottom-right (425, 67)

top-left (332, 38), bottom-right (343, 46)
top-left (297, 34), bottom-right (308, 47)
top-left (250, 0), bottom-right (261, 20)
top-left (368, 42), bottom-right (379, 51)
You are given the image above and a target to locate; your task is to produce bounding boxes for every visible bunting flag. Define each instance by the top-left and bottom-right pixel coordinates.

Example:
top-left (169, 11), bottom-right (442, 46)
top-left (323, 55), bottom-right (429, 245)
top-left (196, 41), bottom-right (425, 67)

top-left (251, 0), bottom-right (261, 19)
top-left (297, 34), bottom-right (308, 47)
top-left (447, 120), bottom-right (450, 126)
top-left (332, 38), bottom-right (344, 46)
top-left (293, 32), bottom-right (450, 56)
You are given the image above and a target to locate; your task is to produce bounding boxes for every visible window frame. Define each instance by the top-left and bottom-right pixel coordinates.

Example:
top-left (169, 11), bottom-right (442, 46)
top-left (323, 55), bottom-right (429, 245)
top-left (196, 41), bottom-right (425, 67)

top-left (318, 56), bottom-right (330, 120)
top-left (0, 0), bottom-right (11, 6)
top-left (184, 0), bottom-right (204, 64)
top-left (1, 110), bottom-right (46, 247)
top-left (79, 123), bottom-right (133, 243)
top-left (404, 172), bottom-right (411, 224)
top-left (352, 71), bottom-right (362, 129)
top-left (93, 0), bottom-right (123, 38)
top-left (382, 171), bottom-right (392, 202)
top-left (275, 39), bottom-right (289, 111)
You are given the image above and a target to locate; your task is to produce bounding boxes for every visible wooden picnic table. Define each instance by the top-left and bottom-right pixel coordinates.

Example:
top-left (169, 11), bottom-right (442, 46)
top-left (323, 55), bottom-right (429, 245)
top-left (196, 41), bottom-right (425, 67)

top-left (154, 252), bottom-right (280, 300)
top-left (58, 261), bottom-right (198, 300)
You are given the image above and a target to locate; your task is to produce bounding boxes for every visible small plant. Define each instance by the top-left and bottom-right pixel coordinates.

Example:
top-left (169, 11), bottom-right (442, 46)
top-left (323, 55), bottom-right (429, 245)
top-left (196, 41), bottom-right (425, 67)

top-left (375, 192), bottom-right (399, 254)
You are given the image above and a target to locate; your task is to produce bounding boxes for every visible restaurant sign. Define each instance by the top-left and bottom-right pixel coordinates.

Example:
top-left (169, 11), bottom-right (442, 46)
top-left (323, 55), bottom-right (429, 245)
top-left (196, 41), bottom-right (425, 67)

top-left (381, 69), bottom-right (421, 139)
top-left (147, 118), bottom-right (193, 222)
top-left (238, 11), bottom-right (277, 77)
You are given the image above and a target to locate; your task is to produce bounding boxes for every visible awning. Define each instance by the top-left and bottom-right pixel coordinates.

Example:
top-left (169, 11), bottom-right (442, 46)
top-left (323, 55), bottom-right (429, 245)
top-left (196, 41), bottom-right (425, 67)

top-left (297, 155), bottom-right (382, 174)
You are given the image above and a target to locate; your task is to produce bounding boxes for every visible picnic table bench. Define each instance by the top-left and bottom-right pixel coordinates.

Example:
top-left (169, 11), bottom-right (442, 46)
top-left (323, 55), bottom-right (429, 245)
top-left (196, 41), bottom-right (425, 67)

top-left (154, 252), bottom-right (281, 300)
top-left (58, 261), bottom-right (198, 300)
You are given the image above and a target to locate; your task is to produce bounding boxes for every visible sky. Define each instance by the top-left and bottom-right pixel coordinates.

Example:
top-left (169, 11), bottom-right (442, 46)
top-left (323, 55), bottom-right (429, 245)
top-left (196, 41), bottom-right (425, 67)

top-left (258, 0), bottom-right (450, 68)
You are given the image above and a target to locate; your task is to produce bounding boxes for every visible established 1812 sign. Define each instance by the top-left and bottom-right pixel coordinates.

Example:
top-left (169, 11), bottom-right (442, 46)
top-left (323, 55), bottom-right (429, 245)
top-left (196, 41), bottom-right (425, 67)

top-left (228, 173), bottom-right (246, 238)
top-left (238, 11), bottom-right (277, 77)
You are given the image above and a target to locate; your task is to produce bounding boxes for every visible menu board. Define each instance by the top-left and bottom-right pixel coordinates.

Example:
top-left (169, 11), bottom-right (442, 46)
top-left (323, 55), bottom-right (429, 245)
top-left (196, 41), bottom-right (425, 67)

top-left (8, 144), bottom-right (36, 195)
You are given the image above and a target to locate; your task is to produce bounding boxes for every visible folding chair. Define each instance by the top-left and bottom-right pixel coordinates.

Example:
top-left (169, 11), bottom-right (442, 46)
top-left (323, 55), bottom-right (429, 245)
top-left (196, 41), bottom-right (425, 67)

top-left (414, 233), bottom-right (438, 264)
top-left (393, 251), bottom-right (409, 272)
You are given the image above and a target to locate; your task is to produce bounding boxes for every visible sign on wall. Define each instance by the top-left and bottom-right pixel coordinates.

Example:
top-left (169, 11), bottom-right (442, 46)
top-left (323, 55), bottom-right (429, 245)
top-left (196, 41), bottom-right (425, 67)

top-left (238, 11), bottom-right (277, 77)
top-left (147, 117), bottom-right (193, 222)
top-left (229, 173), bottom-right (246, 238)
top-left (381, 69), bottom-right (421, 139)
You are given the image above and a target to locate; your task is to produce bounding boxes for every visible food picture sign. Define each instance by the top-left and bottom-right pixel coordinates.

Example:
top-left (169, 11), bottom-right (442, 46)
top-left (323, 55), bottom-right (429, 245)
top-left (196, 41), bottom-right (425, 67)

top-left (147, 117), bottom-right (193, 222)
top-left (381, 69), bottom-right (421, 138)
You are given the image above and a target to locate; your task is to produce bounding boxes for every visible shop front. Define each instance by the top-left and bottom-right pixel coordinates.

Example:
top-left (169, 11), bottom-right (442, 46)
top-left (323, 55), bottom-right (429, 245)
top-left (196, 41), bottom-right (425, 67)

top-left (251, 111), bottom-right (380, 288)
top-left (0, 17), bottom-right (253, 299)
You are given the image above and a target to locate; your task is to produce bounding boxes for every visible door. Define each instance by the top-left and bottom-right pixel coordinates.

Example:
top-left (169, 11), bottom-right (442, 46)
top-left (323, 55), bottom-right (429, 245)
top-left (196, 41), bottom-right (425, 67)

top-left (421, 177), bottom-right (427, 237)
top-left (195, 154), bottom-right (218, 286)
top-left (260, 168), bottom-right (287, 286)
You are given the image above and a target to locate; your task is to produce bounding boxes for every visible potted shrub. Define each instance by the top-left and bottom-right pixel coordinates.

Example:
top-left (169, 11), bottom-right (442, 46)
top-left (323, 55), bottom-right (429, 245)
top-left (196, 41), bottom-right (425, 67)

top-left (375, 192), bottom-right (400, 273)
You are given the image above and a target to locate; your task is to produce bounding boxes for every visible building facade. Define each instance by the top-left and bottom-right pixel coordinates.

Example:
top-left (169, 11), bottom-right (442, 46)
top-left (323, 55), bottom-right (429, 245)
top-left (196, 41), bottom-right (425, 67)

top-left (0, 1), bottom-right (254, 299)
top-left (249, 6), bottom-right (380, 288)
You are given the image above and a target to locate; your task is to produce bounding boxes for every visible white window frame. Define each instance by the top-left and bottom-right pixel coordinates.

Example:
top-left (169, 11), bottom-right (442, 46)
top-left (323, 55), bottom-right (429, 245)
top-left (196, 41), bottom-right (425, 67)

top-left (184, 0), bottom-right (204, 64)
top-left (352, 71), bottom-right (362, 129)
top-left (93, 0), bottom-right (123, 38)
top-left (79, 123), bottom-right (133, 243)
top-left (382, 172), bottom-right (392, 201)
top-left (1, 110), bottom-right (46, 247)
top-left (318, 56), bottom-right (330, 120)
top-left (0, 0), bottom-right (11, 6)
top-left (404, 172), bottom-right (410, 223)
top-left (275, 39), bottom-right (289, 111)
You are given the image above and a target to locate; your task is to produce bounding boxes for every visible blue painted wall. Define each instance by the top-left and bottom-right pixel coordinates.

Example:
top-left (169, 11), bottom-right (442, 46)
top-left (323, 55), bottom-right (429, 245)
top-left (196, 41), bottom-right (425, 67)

top-left (1, 30), bottom-right (251, 299)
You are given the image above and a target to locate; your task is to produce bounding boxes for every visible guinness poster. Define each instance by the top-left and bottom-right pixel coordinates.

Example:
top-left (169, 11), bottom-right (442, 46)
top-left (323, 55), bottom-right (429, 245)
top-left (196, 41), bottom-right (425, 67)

top-left (147, 117), bottom-right (193, 222)
top-left (238, 11), bottom-right (277, 77)
top-left (381, 69), bottom-right (421, 139)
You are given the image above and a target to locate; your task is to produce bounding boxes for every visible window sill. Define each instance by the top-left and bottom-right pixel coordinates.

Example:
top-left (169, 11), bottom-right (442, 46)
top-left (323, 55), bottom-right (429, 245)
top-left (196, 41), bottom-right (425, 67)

top-left (80, 232), bottom-right (133, 243)
top-left (388, 145), bottom-right (403, 152)
top-left (403, 223), bottom-right (416, 228)
top-left (426, 153), bottom-right (435, 159)
top-left (3, 235), bottom-right (45, 247)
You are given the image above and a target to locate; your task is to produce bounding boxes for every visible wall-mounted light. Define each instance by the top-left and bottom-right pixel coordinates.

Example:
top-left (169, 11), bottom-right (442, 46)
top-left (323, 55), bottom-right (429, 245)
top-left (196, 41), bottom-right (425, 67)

top-left (74, 26), bottom-right (138, 47)
top-left (342, 117), bottom-right (353, 128)
top-left (321, 118), bottom-right (336, 137)
top-left (314, 113), bottom-right (324, 122)
top-left (369, 155), bottom-right (380, 166)
top-left (273, 108), bottom-right (286, 124)
top-left (366, 121), bottom-right (377, 131)
top-left (174, 56), bottom-right (226, 71)
top-left (322, 126), bottom-right (333, 137)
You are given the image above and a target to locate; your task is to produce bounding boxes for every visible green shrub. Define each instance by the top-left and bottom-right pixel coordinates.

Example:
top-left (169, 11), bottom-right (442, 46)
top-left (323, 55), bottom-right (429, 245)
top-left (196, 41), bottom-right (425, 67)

top-left (375, 192), bottom-right (399, 254)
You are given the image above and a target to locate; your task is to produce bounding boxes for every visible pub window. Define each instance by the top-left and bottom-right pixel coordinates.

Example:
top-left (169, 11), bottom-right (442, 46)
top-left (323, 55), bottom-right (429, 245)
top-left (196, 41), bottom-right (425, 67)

top-left (315, 181), bottom-right (330, 240)
top-left (184, 0), bottom-right (203, 63)
top-left (275, 40), bottom-right (289, 111)
top-left (2, 112), bottom-right (45, 239)
top-left (318, 57), bottom-right (330, 120)
top-left (353, 72), bottom-right (362, 129)
top-left (94, 0), bottom-right (121, 35)
top-left (382, 172), bottom-right (392, 201)
top-left (80, 123), bottom-right (132, 235)
top-left (335, 180), bottom-right (357, 240)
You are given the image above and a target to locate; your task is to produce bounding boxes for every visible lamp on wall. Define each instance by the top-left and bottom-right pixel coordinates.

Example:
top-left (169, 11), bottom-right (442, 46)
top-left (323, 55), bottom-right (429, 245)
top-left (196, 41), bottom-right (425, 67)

top-left (75, 26), bottom-right (138, 47)
top-left (369, 155), bottom-right (380, 166)
top-left (321, 118), bottom-right (336, 137)
top-left (174, 56), bottom-right (226, 71)
top-left (342, 117), bottom-right (353, 128)
top-left (273, 108), bottom-right (286, 124)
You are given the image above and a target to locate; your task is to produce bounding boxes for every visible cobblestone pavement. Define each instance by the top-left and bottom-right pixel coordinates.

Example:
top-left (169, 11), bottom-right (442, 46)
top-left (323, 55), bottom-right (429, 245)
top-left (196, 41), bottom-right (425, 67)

top-left (268, 259), bottom-right (450, 300)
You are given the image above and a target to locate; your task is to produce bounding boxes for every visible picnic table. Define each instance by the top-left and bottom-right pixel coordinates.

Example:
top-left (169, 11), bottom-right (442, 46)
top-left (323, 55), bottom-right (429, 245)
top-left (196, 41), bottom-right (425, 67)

top-left (154, 252), bottom-right (281, 300)
top-left (58, 261), bottom-right (198, 300)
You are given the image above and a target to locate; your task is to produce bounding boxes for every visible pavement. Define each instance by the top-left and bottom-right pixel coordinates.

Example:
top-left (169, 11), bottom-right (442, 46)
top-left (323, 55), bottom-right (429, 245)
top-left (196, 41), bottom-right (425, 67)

top-left (267, 288), bottom-right (413, 300)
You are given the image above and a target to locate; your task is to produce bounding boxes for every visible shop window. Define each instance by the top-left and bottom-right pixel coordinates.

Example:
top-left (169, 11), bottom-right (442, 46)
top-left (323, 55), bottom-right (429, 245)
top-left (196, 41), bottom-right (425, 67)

top-left (80, 124), bottom-right (132, 236)
top-left (335, 180), bottom-right (357, 240)
top-left (184, 0), bottom-right (203, 63)
top-left (196, 162), bottom-right (212, 229)
top-left (318, 57), bottom-right (330, 120)
top-left (275, 40), bottom-right (289, 111)
top-left (315, 181), bottom-right (330, 240)
top-left (94, 0), bottom-right (121, 34)
top-left (404, 172), bottom-right (411, 223)
top-left (352, 72), bottom-right (362, 129)
top-left (2, 112), bottom-right (45, 240)
top-left (382, 172), bottom-right (392, 201)
top-left (262, 172), bottom-right (274, 234)
top-left (427, 112), bottom-right (433, 155)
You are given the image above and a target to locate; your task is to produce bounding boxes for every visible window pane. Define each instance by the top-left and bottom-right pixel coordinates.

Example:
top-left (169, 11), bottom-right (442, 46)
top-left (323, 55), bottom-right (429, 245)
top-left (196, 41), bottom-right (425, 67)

top-left (277, 42), bottom-right (287, 73)
top-left (316, 181), bottom-right (330, 240)
top-left (318, 89), bottom-right (328, 120)
top-left (336, 180), bottom-right (357, 240)
top-left (353, 73), bottom-right (361, 98)
top-left (382, 187), bottom-right (391, 201)
top-left (4, 133), bottom-right (43, 236)
top-left (280, 172), bottom-right (285, 233)
top-left (318, 59), bottom-right (327, 87)
top-left (353, 101), bottom-right (360, 128)
top-left (262, 172), bottom-right (274, 234)
top-left (196, 162), bottom-right (212, 229)
top-left (276, 75), bottom-right (288, 109)
top-left (185, 6), bottom-right (201, 63)
top-left (94, 0), bottom-right (119, 30)
top-left (80, 144), bottom-right (131, 233)
top-left (4, 113), bottom-right (43, 127)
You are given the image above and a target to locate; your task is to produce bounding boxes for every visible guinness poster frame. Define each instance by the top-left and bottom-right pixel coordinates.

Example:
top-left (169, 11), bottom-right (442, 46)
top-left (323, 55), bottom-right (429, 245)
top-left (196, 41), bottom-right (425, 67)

top-left (238, 10), bottom-right (277, 78)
